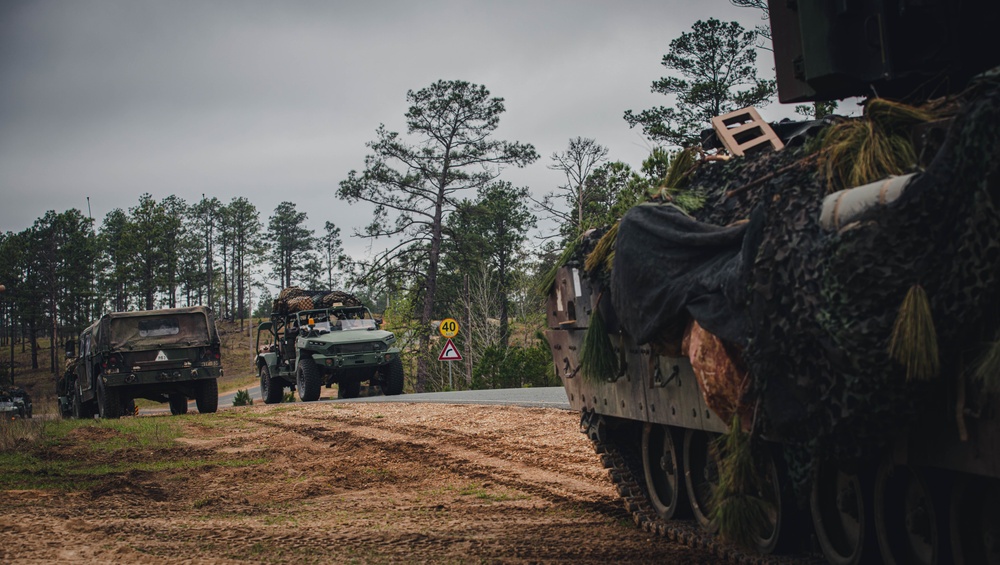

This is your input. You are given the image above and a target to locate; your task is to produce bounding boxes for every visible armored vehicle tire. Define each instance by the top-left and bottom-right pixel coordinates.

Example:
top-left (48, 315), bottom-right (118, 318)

top-left (811, 462), bottom-right (879, 565)
top-left (195, 379), bottom-right (219, 413)
top-left (682, 429), bottom-right (720, 534)
top-left (260, 365), bottom-right (284, 404)
top-left (874, 461), bottom-right (950, 565)
top-left (748, 445), bottom-right (787, 555)
top-left (296, 358), bottom-right (322, 402)
top-left (382, 357), bottom-right (404, 396)
top-left (642, 423), bottom-right (688, 521)
top-left (96, 377), bottom-right (123, 419)
top-left (950, 474), bottom-right (1000, 565)
top-left (169, 393), bottom-right (189, 415)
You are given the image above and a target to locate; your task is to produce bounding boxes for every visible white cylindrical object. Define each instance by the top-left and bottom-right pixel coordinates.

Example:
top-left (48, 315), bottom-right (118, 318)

top-left (820, 173), bottom-right (916, 231)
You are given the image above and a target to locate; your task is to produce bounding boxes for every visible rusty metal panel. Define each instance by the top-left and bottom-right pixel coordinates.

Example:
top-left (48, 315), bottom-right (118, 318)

top-left (545, 267), bottom-right (594, 329)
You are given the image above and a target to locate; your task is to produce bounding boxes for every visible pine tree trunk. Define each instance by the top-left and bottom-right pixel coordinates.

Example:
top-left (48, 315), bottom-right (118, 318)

top-left (29, 322), bottom-right (38, 370)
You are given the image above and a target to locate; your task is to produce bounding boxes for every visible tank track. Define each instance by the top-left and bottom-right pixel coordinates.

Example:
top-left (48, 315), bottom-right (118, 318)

top-left (581, 410), bottom-right (824, 565)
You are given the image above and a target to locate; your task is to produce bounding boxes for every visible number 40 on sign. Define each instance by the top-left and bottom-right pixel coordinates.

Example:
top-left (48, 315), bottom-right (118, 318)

top-left (438, 318), bottom-right (462, 362)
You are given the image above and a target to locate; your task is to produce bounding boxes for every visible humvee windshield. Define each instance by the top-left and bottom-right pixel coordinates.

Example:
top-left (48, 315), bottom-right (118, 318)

top-left (109, 312), bottom-right (212, 350)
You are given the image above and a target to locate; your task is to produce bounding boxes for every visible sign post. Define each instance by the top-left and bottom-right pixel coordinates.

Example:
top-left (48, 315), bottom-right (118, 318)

top-left (438, 319), bottom-right (462, 389)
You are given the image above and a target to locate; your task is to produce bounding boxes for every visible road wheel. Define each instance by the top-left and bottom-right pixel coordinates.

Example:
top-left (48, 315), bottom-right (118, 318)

top-left (811, 462), bottom-right (879, 565)
top-left (951, 474), bottom-right (1000, 565)
top-left (338, 379), bottom-right (361, 399)
top-left (683, 428), bottom-right (720, 534)
top-left (96, 377), bottom-right (122, 419)
top-left (875, 460), bottom-right (950, 565)
top-left (169, 393), bottom-right (189, 415)
top-left (296, 358), bottom-right (322, 401)
top-left (195, 379), bottom-right (219, 413)
top-left (381, 357), bottom-right (404, 396)
top-left (642, 423), bottom-right (689, 520)
top-left (260, 364), bottom-right (284, 404)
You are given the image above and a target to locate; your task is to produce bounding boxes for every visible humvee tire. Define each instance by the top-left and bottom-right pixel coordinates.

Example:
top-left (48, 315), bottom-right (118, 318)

top-left (97, 376), bottom-right (122, 419)
top-left (260, 365), bottom-right (284, 404)
top-left (169, 394), bottom-right (188, 415)
top-left (297, 358), bottom-right (322, 402)
top-left (195, 379), bottom-right (218, 413)
top-left (71, 385), bottom-right (93, 419)
top-left (382, 357), bottom-right (404, 396)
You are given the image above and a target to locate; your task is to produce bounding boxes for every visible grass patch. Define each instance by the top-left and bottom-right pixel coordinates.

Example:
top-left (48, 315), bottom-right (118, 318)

top-left (0, 418), bottom-right (46, 450)
top-left (0, 452), bottom-right (270, 491)
top-left (458, 482), bottom-right (522, 502)
top-left (0, 414), bottom-right (267, 491)
top-left (260, 514), bottom-right (298, 526)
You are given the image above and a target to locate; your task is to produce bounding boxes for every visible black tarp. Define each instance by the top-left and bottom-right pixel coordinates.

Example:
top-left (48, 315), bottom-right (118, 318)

top-left (610, 203), bottom-right (763, 346)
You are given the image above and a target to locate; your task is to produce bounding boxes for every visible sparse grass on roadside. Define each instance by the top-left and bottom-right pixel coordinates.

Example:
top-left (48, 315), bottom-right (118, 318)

top-left (0, 417), bottom-right (46, 451)
top-left (458, 482), bottom-right (524, 502)
top-left (0, 452), bottom-right (267, 491)
top-left (0, 414), bottom-right (268, 491)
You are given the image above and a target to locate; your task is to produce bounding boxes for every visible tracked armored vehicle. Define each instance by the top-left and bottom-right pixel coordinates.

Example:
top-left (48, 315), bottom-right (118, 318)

top-left (546, 2), bottom-right (1000, 564)
top-left (254, 288), bottom-right (404, 402)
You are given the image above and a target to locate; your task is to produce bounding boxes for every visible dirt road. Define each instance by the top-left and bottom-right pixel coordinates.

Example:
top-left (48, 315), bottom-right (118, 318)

top-left (0, 402), bottom-right (717, 563)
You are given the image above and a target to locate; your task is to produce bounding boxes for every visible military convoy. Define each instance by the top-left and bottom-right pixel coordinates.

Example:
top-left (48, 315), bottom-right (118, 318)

top-left (254, 288), bottom-right (404, 402)
top-left (59, 306), bottom-right (223, 419)
top-left (545, 2), bottom-right (1000, 564)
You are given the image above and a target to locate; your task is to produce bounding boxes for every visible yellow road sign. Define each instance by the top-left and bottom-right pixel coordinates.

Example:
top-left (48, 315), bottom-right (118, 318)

top-left (439, 318), bottom-right (459, 338)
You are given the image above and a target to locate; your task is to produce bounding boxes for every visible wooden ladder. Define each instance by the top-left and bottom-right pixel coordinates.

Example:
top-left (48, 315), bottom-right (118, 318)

top-left (710, 107), bottom-right (784, 157)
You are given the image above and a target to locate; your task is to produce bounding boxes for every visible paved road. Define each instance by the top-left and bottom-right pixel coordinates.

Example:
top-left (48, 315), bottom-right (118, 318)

top-left (216, 385), bottom-right (571, 410)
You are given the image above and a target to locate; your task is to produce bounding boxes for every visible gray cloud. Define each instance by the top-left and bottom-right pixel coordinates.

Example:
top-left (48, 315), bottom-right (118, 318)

top-left (0, 0), bottom-right (778, 259)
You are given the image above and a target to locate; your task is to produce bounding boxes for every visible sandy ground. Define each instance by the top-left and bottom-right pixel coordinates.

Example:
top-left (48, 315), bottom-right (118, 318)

top-left (0, 402), bottom-right (718, 564)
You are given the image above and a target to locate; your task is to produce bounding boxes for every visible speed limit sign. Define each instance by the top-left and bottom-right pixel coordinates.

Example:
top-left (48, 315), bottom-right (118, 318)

top-left (439, 318), bottom-right (460, 338)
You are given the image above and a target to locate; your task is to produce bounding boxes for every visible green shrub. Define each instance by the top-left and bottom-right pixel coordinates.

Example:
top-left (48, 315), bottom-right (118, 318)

top-left (472, 341), bottom-right (557, 389)
top-left (282, 391), bottom-right (296, 403)
top-left (232, 389), bottom-right (253, 407)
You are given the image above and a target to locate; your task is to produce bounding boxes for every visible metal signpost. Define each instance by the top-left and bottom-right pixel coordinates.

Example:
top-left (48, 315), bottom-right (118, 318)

top-left (438, 318), bottom-right (462, 389)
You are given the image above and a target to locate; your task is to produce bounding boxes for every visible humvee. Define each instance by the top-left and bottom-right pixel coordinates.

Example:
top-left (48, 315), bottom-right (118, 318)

top-left (60, 306), bottom-right (223, 419)
top-left (254, 304), bottom-right (404, 403)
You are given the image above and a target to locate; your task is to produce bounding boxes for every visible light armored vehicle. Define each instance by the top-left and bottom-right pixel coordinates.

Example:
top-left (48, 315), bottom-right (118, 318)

top-left (0, 386), bottom-right (31, 419)
top-left (59, 306), bottom-right (223, 418)
top-left (255, 303), bottom-right (404, 403)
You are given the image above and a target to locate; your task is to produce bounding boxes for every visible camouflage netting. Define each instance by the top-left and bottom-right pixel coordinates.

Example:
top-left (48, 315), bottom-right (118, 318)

top-left (604, 77), bottom-right (1000, 494)
top-left (273, 287), bottom-right (363, 314)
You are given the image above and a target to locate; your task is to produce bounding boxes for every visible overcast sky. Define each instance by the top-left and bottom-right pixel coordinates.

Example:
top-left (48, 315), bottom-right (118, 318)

top-left (0, 0), bottom-right (790, 260)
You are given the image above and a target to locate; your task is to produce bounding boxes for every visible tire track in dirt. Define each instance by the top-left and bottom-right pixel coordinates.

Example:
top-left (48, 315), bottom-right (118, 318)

top-left (258, 410), bottom-right (630, 522)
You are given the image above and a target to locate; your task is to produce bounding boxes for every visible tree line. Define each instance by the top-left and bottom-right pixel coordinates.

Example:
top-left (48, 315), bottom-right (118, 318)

top-left (1, 16), bottom-right (777, 391)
